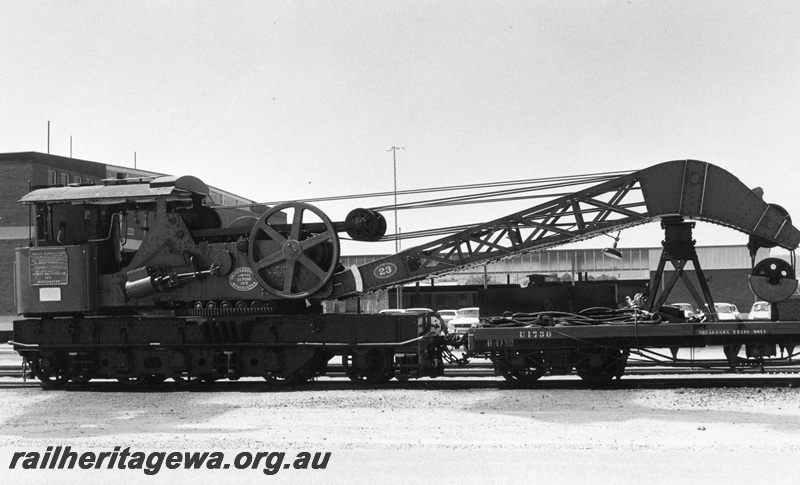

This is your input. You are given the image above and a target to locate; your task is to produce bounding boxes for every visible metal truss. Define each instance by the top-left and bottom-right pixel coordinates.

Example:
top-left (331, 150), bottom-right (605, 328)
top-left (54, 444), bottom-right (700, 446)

top-left (332, 159), bottom-right (799, 296)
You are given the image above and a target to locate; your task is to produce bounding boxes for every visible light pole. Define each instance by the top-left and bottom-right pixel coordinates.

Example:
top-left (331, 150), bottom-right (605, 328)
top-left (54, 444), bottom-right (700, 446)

top-left (387, 146), bottom-right (404, 308)
top-left (386, 146), bottom-right (404, 253)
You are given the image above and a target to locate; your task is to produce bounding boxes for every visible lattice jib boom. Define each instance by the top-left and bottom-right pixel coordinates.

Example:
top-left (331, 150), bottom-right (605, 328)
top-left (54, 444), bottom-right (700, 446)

top-left (330, 160), bottom-right (800, 297)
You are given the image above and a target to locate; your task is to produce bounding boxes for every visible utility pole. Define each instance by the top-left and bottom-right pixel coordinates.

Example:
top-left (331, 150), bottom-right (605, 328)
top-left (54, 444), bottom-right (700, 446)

top-left (387, 146), bottom-right (404, 308)
top-left (386, 146), bottom-right (404, 253)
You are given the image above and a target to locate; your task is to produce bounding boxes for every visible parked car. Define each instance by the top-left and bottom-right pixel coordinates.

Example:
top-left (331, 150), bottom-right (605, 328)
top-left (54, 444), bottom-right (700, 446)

top-left (666, 303), bottom-right (697, 319)
top-left (703, 303), bottom-right (741, 321)
top-left (748, 301), bottom-right (771, 320)
top-left (447, 307), bottom-right (480, 334)
top-left (378, 309), bottom-right (406, 315)
top-left (437, 309), bottom-right (457, 323)
top-left (404, 308), bottom-right (433, 314)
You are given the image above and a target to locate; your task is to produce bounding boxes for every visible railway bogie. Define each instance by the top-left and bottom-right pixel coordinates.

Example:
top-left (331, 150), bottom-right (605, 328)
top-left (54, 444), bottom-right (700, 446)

top-left (491, 348), bottom-right (628, 385)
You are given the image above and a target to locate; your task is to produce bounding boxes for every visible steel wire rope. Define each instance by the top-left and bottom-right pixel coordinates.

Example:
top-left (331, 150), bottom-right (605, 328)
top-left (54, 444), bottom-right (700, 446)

top-left (369, 177), bottom-right (643, 241)
top-left (360, 197), bottom-right (647, 242)
top-left (376, 188), bottom-right (574, 212)
top-left (341, 191), bottom-right (646, 241)
top-left (245, 168), bottom-right (640, 243)
top-left (369, 174), bottom-right (636, 212)
top-left (253, 170), bottom-right (634, 207)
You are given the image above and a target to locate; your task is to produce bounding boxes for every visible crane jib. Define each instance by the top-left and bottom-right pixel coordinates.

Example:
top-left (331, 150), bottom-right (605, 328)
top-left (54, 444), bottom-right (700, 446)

top-left (331, 159), bottom-right (800, 297)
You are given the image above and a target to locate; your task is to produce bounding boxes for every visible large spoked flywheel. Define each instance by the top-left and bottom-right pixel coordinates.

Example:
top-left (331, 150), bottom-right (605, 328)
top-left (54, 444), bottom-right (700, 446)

top-left (248, 202), bottom-right (340, 299)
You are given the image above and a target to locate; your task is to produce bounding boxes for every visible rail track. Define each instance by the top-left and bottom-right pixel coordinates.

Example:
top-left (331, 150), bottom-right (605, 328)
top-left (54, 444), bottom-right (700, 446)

top-left (3, 358), bottom-right (800, 379)
top-left (3, 373), bottom-right (800, 392)
top-left (4, 344), bottom-right (800, 389)
top-left (3, 364), bottom-right (800, 390)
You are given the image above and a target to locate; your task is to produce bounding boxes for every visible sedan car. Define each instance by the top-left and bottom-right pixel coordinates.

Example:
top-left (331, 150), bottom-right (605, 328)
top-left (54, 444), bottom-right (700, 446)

top-left (446, 307), bottom-right (480, 334)
top-left (378, 309), bottom-right (406, 315)
top-left (711, 303), bottom-right (741, 321)
top-left (666, 303), bottom-right (697, 319)
top-left (748, 301), bottom-right (771, 320)
top-left (437, 309), bottom-right (457, 324)
top-left (404, 308), bottom-right (433, 314)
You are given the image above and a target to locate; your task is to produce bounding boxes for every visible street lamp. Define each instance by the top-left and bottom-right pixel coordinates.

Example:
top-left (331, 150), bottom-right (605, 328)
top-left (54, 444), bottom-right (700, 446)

top-left (387, 146), bottom-right (404, 309)
top-left (600, 231), bottom-right (623, 260)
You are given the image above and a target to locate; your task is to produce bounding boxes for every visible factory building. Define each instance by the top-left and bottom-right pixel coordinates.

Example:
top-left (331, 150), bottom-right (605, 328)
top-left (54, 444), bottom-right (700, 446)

top-left (338, 244), bottom-right (779, 315)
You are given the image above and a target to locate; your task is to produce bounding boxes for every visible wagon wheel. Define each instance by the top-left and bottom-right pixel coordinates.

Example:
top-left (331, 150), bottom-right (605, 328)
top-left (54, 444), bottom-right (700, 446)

top-left (69, 360), bottom-right (94, 384)
top-left (70, 373), bottom-right (93, 384)
top-left (173, 373), bottom-right (203, 386)
top-left (496, 350), bottom-right (546, 385)
top-left (248, 202), bottom-right (340, 299)
top-left (29, 354), bottom-right (70, 387)
top-left (263, 372), bottom-right (303, 386)
top-left (575, 348), bottom-right (627, 386)
top-left (146, 374), bottom-right (168, 384)
top-left (117, 375), bottom-right (147, 386)
top-left (342, 349), bottom-right (392, 385)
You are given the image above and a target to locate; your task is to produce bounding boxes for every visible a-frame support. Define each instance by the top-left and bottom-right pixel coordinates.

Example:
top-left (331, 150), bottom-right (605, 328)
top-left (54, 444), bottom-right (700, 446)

top-left (648, 217), bottom-right (718, 321)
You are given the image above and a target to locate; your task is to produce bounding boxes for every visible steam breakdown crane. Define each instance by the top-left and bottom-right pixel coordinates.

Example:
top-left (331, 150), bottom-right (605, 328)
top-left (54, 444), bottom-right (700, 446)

top-left (10, 158), bottom-right (800, 387)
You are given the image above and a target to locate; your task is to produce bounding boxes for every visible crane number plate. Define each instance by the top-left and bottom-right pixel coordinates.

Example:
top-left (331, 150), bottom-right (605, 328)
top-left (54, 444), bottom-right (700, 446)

top-left (373, 263), bottom-right (398, 279)
top-left (229, 267), bottom-right (259, 291)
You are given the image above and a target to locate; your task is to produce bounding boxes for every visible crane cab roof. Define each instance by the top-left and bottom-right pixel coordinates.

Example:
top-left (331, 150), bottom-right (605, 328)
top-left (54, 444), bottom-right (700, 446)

top-left (19, 175), bottom-right (210, 205)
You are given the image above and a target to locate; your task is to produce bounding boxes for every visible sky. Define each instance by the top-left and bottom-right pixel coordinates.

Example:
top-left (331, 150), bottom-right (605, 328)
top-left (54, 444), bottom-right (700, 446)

top-left (1, 1), bottom-right (798, 255)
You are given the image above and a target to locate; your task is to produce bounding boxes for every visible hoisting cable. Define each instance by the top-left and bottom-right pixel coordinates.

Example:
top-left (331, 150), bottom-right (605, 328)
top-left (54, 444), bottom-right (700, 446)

top-left (254, 169), bottom-right (634, 208)
top-left (248, 171), bottom-right (631, 210)
top-left (237, 168), bottom-right (638, 243)
top-left (369, 173), bottom-right (636, 212)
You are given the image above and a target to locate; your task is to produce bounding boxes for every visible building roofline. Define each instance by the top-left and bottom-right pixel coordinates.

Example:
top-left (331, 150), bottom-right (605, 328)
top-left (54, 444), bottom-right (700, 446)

top-left (0, 151), bottom-right (100, 166)
top-left (0, 151), bottom-right (258, 205)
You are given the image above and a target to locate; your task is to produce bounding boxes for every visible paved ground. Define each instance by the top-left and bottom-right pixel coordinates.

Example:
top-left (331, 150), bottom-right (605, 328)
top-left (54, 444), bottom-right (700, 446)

top-left (2, 373), bottom-right (800, 485)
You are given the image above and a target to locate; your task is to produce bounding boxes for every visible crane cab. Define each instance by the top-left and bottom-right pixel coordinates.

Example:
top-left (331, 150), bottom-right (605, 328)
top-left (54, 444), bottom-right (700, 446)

top-left (15, 175), bottom-right (212, 315)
